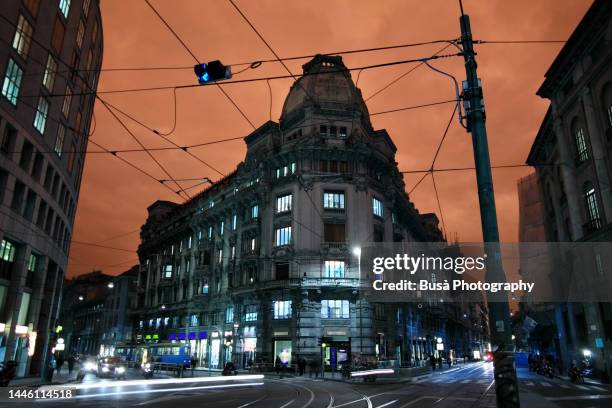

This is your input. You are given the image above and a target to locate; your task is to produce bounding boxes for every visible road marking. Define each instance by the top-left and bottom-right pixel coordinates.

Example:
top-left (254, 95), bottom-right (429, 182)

top-left (589, 385), bottom-right (607, 391)
top-left (279, 399), bottom-right (296, 408)
top-left (460, 379), bottom-right (471, 384)
top-left (558, 383), bottom-right (571, 389)
top-left (540, 381), bottom-right (552, 387)
top-left (237, 395), bottom-right (267, 408)
top-left (375, 400), bottom-right (397, 408)
top-left (524, 381), bottom-right (534, 386)
top-left (546, 395), bottom-right (612, 401)
top-left (326, 394), bottom-right (334, 408)
top-left (331, 398), bottom-right (364, 408)
top-left (398, 396), bottom-right (439, 408)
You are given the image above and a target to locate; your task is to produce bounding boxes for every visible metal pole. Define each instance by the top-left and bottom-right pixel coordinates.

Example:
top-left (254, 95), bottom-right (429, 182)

top-left (458, 7), bottom-right (520, 408)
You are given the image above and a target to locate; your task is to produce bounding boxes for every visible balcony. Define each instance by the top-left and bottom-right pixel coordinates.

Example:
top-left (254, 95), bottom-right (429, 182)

top-left (229, 277), bottom-right (361, 294)
top-left (321, 242), bottom-right (347, 253)
top-left (583, 218), bottom-right (603, 236)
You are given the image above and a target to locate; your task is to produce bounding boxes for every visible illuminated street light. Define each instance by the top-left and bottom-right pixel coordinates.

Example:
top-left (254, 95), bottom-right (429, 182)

top-left (161, 304), bottom-right (166, 310)
top-left (107, 282), bottom-right (114, 289)
top-left (352, 247), bottom-right (362, 257)
top-left (78, 295), bottom-right (84, 301)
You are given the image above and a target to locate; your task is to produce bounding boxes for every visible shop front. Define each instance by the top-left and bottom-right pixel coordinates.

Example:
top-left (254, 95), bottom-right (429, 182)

top-left (323, 328), bottom-right (351, 370)
top-left (242, 325), bottom-right (256, 368)
top-left (273, 330), bottom-right (291, 368)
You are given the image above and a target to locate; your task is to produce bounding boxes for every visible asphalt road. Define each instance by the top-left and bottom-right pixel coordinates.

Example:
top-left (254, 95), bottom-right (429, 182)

top-left (10, 362), bottom-right (612, 407)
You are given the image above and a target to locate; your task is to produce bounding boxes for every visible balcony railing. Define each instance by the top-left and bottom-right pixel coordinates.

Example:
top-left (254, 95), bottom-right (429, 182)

top-left (321, 242), bottom-right (347, 252)
top-left (229, 277), bottom-right (361, 294)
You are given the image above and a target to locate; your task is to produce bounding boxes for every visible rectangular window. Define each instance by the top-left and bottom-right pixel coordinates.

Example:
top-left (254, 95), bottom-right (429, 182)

top-left (82, 0), bottom-right (91, 17)
top-left (225, 305), bottom-right (234, 323)
top-left (59, 0), bottom-right (71, 18)
top-left (321, 300), bottom-right (349, 319)
top-left (273, 300), bottom-right (292, 319)
top-left (11, 181), bottom-right (25, 212)
top-left (51, 17), bottom-right (65, 53)
top-left (62, 86), bottom-right (72, 117)
top-left (230, 245), bottom-right (235, 259)
top-left (54, 124), bottom-right (65, 157)
top-left (217, 249), bottom-right (223, 263)
top-left (276, 262), bottom-right (289, 280)
top-left (339, 126), bottom-right (347, 138)
top-left (323, 191), bottom-right (345, 209)
top-left (34, 97), bottom-right (49, 134)
top-left (0, 240), bottom-right (16, 262)
top-left (391, 212), bottom-right (397, 224)
top-left (208, 226), bottom-right (213, 239)
top-left (320, 125), bottom-right (328, 136)
top-left (244, 305), bottom-right (257, 322)
top-left (372, 197), bottom-right (383, 217)
top-left (76, 19), bottom-right (85, 48)
top-left (219, 221), bottom-right (225, 235)
top-left (275, 226), bottom-right (291, 246)
top-left (231, 213), bottom-right (237, 230)
top-left (1, 124), bottom-right (17, 155)
top-left (276, 194), bottom-right (292, 213)
top-left (43, 54), bottom-right (58, 92)
top-left (324, 223), bottom-right (345, 242)
top-left (251, 204), bottom-right (259, 219)
top-left (190, 314), bottom-right (198, 327)
top-left (67, 143), bottom-right (76, 174)
top-left (1, 59), bottom-right (23, 105)
top-left (250, 238), bottom-right (256, 252)
top-left (575, 128), bottom-right (589, 163)
top-left (607, 105), bottom-right (612, 128)
top-left (324, 260), bottom-right (345, 278)
top-left (188, 235), bottom-right (192, 249)
top-left (13, 15), bottom-right (33, 59)
top-left (330, 126), bottom-right (337, 137)
top-left (23, 0), bottom-right (41, 17)
top-left (27, 253), bottom-right (37, 272)
top-left (163, 264), bottom-right (172, 278)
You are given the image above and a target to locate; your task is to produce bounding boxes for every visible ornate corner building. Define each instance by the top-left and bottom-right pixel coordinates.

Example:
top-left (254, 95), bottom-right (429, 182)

top-left (0, 0), bottom-right (102, 377)
top-left (135, 55), bottom-right (486, 369)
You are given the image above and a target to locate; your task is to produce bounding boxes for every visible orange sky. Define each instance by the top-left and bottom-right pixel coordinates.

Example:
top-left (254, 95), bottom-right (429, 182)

top-left (66, 0), bottom-right (593, 277)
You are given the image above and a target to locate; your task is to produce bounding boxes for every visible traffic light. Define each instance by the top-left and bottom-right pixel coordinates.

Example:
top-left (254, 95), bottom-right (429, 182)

top-left (194, 60), bottom-right (232, 84)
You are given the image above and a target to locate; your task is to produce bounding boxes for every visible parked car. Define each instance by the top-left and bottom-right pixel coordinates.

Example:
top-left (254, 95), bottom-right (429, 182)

top-left (97, 357), bottom-right (126, 380)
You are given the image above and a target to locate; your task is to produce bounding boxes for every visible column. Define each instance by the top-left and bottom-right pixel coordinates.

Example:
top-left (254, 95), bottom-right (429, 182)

top-left (25, 255), bottom-right (50, 375)
top-left (581, 88), bottom-right (612, 222)
top-left (552, 105), bottom-right (583, 239)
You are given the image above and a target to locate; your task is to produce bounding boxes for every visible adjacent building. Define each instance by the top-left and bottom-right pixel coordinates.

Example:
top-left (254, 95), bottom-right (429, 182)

top-left (0, 0), bottom-right (103, 377)
top-left (134, 54), bottom-right (486, 370)
top-left (524, 0), bottom-right (612, 380)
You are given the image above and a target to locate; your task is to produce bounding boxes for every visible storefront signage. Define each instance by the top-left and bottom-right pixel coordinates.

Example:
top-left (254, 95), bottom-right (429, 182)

top-left (198, 331), bottom-right (207, 339)
top-left (178, 333), bottom-right (186, 340)
top-left (326, 330), bottom-right (347, 336)
top-left (188, 332), bottom-right (196, 340)
top-left (168, 333), bottom-right (177, 340)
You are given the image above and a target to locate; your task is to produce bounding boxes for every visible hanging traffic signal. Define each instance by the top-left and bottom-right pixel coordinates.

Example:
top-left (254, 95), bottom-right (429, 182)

top-left (194, 60), bottom-right (232, 84)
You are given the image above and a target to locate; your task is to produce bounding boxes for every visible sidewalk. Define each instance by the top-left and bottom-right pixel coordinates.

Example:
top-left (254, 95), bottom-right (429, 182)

top-left (8, 369), bottom-right (79, 388)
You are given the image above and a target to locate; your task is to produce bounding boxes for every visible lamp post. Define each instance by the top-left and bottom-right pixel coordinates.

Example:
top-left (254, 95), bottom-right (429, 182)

top-left (352, 247), bottom-right (363, 356)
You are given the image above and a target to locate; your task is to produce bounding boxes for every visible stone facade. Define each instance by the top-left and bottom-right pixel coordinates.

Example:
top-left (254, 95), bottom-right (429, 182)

top-left (525, 0), bottom-right (612, 380)
top-left (134, 55), bottom-right (486, 370)
top-left (0, 0), bottom-right (102, 377)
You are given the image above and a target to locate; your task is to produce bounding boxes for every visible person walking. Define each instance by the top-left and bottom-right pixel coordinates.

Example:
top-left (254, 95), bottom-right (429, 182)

top-left (67, 355), bottom-right (75, 375)
top-left (46, 356), bottom-right (56, 383)
top-left (190, 355), bottom-right (197, 377)
top-left (56, 355), bottom-right (64, 374)
top-left (430, 355), bottom-right (436, 371)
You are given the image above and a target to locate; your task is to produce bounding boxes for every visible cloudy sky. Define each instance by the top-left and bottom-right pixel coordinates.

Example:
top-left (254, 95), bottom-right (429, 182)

top-left (67, 0), bottom-right (593, 277)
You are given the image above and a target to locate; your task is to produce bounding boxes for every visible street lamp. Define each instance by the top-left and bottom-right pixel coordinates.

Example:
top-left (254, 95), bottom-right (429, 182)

top-left (161, 304), bottom-right (166, 310)
top-left (107, 282), bottom-right (114, 289)
top-left (78, 295), bottom-right (84, 301)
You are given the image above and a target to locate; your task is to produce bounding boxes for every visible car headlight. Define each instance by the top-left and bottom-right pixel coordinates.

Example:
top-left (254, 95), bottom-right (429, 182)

top-left (85, 362), bottom-right (96, 371)
top-left (116, 366), bottom-right (125, 374)
top-left (102, 366), bottom-right (109, 372)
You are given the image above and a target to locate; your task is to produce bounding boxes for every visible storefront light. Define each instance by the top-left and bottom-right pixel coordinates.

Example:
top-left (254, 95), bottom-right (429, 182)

top-left (0, 323), bottom-right (5, 332)
top-left (15, 325), bottom-right (28, 334)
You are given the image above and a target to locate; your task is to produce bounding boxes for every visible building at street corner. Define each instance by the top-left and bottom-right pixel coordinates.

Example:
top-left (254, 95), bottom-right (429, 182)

top-left (134, 54), bottom-right (487, 370)
top-left (0, 0), bottom-right (102, 377)
top-left (522, 0), bottom-right (612, 381)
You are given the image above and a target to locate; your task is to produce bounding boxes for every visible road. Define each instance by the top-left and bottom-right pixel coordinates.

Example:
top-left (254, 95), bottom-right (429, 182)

top-left (13, 362), bottom-right (612, 407)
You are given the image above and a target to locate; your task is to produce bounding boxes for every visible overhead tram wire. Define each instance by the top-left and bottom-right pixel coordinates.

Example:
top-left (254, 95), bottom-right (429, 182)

top-left (97, 97), bottom-right (193, 199)
top-left (0, 17), bottom-right (194, 200)
top-left (100, 98), bottom-right (226, 177)
top-left (19, 52), bottom-right (462, 99)
top-left (3, 97), bottom-right (456, 156)
top-left (15, 39), bottom-right (564, 78)
top-left (144, 0), bottom-right (256, 130)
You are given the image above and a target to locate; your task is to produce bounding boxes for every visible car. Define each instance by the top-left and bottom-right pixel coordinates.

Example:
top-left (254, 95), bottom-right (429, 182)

top-left (484, 351), bottom-right (494, 362)
top-left (97, 357), bottom-right (126, 380)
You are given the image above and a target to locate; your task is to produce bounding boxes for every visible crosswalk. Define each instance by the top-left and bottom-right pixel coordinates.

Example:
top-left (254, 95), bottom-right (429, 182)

top-left (424, 376), bottom-right (609, 392)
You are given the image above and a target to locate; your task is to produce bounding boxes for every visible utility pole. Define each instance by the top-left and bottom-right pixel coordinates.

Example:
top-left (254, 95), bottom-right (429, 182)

top-left (458, 2), bottom-right (520, 407)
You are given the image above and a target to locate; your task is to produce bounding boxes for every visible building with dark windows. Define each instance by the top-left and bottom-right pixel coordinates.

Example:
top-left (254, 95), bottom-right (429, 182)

top-left (524, 0), bottom-right (612, 381)
top-left (134, 54), bottom-right (486, 371)
top-left (0, 0), bottom-right (103, 377)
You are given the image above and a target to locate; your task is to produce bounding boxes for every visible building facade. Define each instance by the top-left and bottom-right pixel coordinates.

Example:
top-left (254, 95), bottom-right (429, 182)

top-left (0, 0), bottom-right (103, 377)
top-left (524, 0), bottom-right (612, 380)
top-left (135, 55), bottom-right (485, 370)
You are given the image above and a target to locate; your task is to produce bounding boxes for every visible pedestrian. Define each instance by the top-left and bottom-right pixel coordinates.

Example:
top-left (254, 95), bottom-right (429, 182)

top-left (275, 356), bottom-right (281, 375)
top-left (429, 355), bottom-right (436, 371)
top-left (56, 355), bottom-right (64, 374)
top-left (190, 354), bottom-right (196, 377)
top-left (298, 356), bottom-right (305, 376)
top-left (67, 355), bottom-right (75, 375)
top-left (437, 356), bottom-right (443, 370)
top-left (46, 356), bottom-right (56, 383)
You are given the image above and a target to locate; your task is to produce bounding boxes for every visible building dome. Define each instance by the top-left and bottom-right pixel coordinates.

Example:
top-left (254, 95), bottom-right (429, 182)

top-left (280, 54), bottom-right (371, 126)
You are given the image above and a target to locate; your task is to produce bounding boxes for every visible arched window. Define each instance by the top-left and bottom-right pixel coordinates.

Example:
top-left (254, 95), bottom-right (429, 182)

top-left (572, 118), bottom-right (589, 163)
top-left (583, 182), bottom-right (602, 231)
